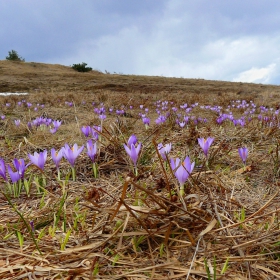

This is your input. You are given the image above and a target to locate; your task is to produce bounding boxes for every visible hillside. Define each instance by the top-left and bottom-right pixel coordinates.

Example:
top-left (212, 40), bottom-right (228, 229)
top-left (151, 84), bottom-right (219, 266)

top-left (1, 60), bottom-right (280, 101)
top-left (1, 60), bottom-right (280, 279)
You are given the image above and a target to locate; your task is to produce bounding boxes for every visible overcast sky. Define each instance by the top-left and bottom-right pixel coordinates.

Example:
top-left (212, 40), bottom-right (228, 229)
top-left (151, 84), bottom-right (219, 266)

top-left (1, 0), bottom-right (280, 84)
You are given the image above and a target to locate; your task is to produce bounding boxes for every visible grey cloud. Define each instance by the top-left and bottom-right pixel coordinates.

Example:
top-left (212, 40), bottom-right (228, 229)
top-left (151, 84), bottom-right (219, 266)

top-left (0, 0), bottom-right (165, 61)
top-left (1, 0), bottom-right (280, 84)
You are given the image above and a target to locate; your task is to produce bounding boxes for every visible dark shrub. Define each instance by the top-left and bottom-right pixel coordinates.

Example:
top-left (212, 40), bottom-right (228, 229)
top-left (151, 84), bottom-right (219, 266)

top-left (71, 62), bottom-right (92, 72)
top-left (6, 50), bottom-right (25, 62)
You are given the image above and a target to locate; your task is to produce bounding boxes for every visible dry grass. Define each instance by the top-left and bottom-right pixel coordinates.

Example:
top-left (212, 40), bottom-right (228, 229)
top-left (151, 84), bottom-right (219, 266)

top-left (0, 61), bottom-right (280, 279)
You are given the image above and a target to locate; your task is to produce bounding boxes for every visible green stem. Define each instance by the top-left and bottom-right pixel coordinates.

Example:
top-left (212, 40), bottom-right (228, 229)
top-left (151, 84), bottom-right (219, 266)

top-left (179, 184), bottom-right (185, 196)
top-left (134, 166), bottom-right (138, 177)
top-left (93, 162), bottom-right (98, 178)
top-left (164, 161), bottom-right (168, 170)
top-left (205, 158), bottom-right (209, 170)
top-left (2, 192), bottom-right (42, 255)
top-left (57, 168), bottom-right (61, 181)
top-left (71, 167), bottom-right (76, 181)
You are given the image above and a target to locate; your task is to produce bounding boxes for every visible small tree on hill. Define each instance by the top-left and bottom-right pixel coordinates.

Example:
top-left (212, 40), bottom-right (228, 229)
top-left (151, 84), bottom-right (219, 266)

top-left (6, 50), bottom-right (25, 62)
top-left (71, 62), bottom-right (92, 72)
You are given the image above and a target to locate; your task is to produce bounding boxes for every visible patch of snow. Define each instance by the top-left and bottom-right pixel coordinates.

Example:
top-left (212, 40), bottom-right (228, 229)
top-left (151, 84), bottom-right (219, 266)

top-left (0, 92), bottom-right (29, 96)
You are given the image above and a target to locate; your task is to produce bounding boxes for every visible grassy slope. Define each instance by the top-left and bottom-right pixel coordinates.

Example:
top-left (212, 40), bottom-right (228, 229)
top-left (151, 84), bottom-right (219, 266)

top-left (1, 59), bottom-right (280, 97)
top-left (0, 61), bottom-right (280, 279)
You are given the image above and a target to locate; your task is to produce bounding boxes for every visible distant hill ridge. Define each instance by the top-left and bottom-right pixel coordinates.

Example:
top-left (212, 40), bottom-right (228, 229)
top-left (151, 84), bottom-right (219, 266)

top-left (0, 60), bottom-right (279, 96)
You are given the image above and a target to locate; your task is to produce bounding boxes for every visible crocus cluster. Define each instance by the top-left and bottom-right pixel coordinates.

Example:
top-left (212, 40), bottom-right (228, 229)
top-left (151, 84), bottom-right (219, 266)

top-left (28, 144), bottom-right (85, 181)
top-left (50, 120), bottom-right (62, 134)
top-left (0, 142), bottom-right (88, 184)
top-left (26, 117), bottom-right (62, 134)
top-left (6, 97), bottom-right (280, 143)
top-left (0, 158), bottom-right (28, 197)
top-left (7, 159), bottom-right (27, 183)
top-left (81, 125), bottom-right (101, 140)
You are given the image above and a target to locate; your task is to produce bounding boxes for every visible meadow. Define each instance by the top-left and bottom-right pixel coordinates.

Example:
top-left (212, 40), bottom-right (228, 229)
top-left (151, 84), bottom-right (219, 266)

top-left (1, 61), bottom-right (280, 279)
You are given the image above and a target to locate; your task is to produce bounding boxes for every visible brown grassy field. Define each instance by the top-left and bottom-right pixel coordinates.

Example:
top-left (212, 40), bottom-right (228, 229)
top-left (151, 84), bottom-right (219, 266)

top-left (1, 60), bottom-right (280, 279)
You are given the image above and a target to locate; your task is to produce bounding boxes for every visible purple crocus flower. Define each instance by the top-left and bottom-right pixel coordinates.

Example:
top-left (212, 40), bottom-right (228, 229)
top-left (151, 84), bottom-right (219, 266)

top-left (51, 148), bottom-right (64, 169)
top-left (65, 101), bottom-right (73, 107)
top-left (28, 150), bottom-right (48, 170)
top-left (99, 106), bottom-right (105, 114)
top-left (14, 120), bottom-right (21, 127)
top-left (155, 115), bottom-right (166, 125)
top-left (50, 127), bottom-right (57, 134)
top-left (53, 120), bottom-right (62, 129)
top-left (0, 158), bottom-right (7, 181)
top-left (91, 126), bottom-right (101, 140)
top-left (63, 143), bottom-right (84, 167)
top-left (87, 140), bottom-right (97, 161)
top-left (13, 158), bottom-right (26, 179)
top-left (94, 107), bottom-right (100, 114)
top-left (46, 118), bottom-right (53, 126)
top-left (179, 121), bottom-right (186, 128)
top-left (170, 156), bottom-right (195, 187)
top-left (116, 109), bottom-right (125, 116)
top-left (142, 117), bottom-right (150, 126)
top-left (238, 147), bottom-right (248, 164)
top-left (127, 134), bottom-right (138, 147)
top-left (27, 122), bottom-right (32, 130)
top-left (30, 220), bottom-right (35, 232)
top-left (99, 114), bottom-right (106, 120)
top-left (198, 137), bottom-right (214, 157)
top-left (158, 143), bottom-right (171, 161)
top-left (7, 165), bottom-right (21, 183)
top-left (123, 143), bottom-right (141, 166)
top-left (81, 126), bottom-right (91, 137)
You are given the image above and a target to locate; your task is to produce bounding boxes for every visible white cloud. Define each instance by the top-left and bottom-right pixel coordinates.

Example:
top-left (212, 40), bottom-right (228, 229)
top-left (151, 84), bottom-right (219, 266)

top-left (56, 30), bottom-right (280, 85)
top-left (233, 64), bottom-right (277, 83)
top-left (133, 35), bottom-right (280, 83)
